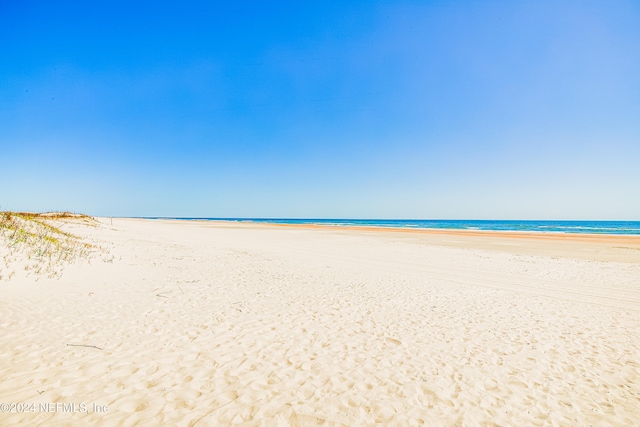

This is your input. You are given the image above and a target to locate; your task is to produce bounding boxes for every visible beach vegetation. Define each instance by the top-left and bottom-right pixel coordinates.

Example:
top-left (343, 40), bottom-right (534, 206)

top-left (1, 211), bottom-right (99, 280)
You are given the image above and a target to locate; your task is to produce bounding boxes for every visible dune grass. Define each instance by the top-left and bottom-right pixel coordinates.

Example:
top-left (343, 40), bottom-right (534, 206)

top-left (1, 211), bottom-right (100, 280)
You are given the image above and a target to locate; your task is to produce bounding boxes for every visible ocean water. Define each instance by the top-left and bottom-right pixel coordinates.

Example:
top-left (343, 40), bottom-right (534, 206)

top-left (149, 218), bottom-right (640, 235)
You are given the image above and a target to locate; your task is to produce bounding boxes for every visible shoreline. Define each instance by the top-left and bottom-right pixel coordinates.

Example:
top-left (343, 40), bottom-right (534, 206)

top-left (261, 221), bottom-right (640, 241)
top-left (116, 218), bottom-right (640, 263)
top-left (124, 217), bottom-right (640, 239)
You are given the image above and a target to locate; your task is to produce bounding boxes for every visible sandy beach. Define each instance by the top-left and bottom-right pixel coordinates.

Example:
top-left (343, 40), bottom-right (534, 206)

top-left (1, 218), bottom-right (639, 426)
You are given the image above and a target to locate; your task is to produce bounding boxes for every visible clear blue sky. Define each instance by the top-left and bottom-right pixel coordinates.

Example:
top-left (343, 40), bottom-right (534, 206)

top-left (1, 0), bottom-right (639, 219)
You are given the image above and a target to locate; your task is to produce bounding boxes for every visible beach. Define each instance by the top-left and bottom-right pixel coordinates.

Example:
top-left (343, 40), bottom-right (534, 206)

top-left (1, 218), bottom-right (639, 426)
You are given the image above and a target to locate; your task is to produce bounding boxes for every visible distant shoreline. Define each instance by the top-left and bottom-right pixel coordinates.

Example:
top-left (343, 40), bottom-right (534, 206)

top-left (123, 217), bottom-right (640, 236)
top-left (106, 217), bottom-right (640, 263)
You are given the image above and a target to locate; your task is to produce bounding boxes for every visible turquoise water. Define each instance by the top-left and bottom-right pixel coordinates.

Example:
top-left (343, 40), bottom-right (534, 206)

top-left (146, 218), bottom-right (640, 235)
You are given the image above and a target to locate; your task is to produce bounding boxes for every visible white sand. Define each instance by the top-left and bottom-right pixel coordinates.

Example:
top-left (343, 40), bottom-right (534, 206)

top-left (1, 218), bottom-right (639, 426)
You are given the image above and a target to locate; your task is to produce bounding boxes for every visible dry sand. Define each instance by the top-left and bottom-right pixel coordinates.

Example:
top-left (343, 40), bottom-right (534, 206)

top-left (1, 218), bottom-right (639, 426)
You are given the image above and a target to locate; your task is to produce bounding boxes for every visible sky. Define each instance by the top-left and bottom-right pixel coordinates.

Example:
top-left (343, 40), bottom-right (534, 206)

top-left (1, 0), bottom-right (639, 219)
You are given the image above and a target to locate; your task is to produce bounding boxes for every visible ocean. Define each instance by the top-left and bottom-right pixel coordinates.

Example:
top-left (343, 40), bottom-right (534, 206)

top-left (145, 218), bottom-right (640, 235)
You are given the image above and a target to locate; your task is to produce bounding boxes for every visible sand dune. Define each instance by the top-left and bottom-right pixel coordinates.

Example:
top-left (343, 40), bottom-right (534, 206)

top-left (1, 218), bottom-right (639, 426)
